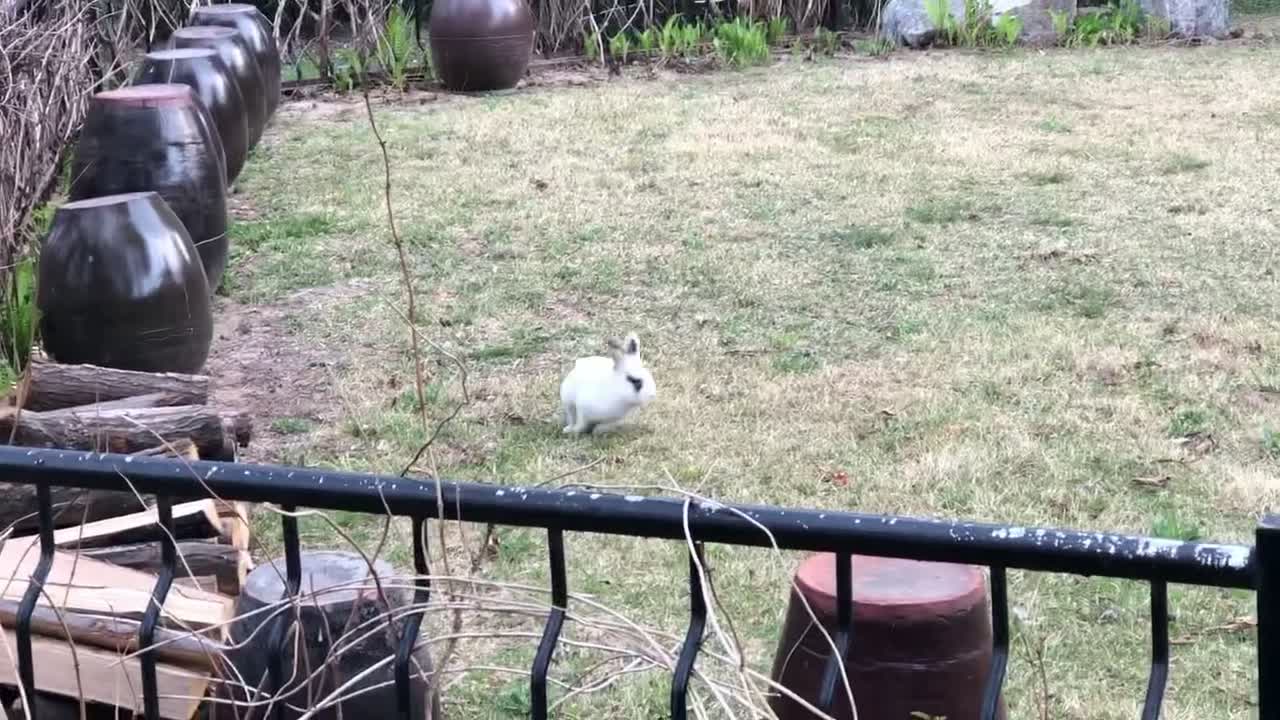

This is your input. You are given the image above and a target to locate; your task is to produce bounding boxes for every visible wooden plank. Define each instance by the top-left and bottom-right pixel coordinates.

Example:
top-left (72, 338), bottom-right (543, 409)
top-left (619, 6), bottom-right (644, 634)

top-left (0, 599), bottom-right (224, 672)
top-left (80, 542), bottom-right (247, 596)
top-left (0, 542), bottom-right (232, 630)
top-left (48, 500), bottom-right (224, 550)
top-left (0, 626), bottom-right (209, 720)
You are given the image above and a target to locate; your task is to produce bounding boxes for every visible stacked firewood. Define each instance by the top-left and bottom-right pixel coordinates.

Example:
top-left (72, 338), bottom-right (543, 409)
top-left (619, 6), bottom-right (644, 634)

top-left (0, 358), bottom-right (254, 720)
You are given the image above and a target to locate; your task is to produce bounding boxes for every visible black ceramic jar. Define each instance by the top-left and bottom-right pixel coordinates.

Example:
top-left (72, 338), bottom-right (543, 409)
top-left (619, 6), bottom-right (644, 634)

top-left (69, 84), bottom-right (230, 290)
top-left (171, 25), bottom-right (268, 148)
top-left (188, 3), bottom-right (281, 120)
top-left (134, 47), bottom-right (250, 184)
top-left (38, 192), bottom-right (213, 374)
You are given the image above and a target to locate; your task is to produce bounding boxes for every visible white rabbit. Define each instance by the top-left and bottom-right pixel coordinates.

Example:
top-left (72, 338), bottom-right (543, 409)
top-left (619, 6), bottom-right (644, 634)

top-left (560, 332), bottom-right (657, 435)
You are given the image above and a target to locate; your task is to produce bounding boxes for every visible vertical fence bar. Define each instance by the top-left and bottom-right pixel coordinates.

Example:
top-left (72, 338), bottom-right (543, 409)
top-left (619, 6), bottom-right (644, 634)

top-left (139, 496), bottom-right (177, 720)
top-left (981, 565), bottom-right (1009, 720)
top-left (267, 506), bottom-right (302, 720)
top-left (396, 517), bottom-right (431, 720)
top-left (672, 543), bottom-right (707, 720)
top-left (1141, 580), bottom-right (1170, 720)
top-left (817, 551), bottom-right (853, 711)
top-left (531, 528), bottom-right (568, 720)
top-left (15, 484), bottom-right (55, 720)
top-left (1259, 517), bottom-right (1280, 718)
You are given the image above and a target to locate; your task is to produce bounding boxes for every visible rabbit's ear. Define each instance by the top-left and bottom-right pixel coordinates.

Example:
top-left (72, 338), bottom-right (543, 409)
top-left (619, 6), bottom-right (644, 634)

top-left (624, 333), bottom-right (640, 356)
top-left (606, 337), bottom-right (624, 365)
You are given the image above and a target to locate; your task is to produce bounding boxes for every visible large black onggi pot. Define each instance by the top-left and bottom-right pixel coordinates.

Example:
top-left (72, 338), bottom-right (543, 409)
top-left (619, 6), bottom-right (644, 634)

top-left (188, 3), bottom-right (281, 120)
top-left (429, 0), bottom-right (534, 92)
top-left (134, 48), bottom-right (250, 184)
top-left (69, 84), bottom-right (230, 291)
top-left (37, 192), bottom-right (213, 374)
top-left (171, 25), bottom-right (268, 149)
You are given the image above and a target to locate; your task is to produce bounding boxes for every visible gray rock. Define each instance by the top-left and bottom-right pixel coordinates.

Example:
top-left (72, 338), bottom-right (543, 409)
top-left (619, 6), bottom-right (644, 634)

top-left (1139, 0), bottom-right (1229, 38)
top-left (880, 0), bottom-right (1077, 47)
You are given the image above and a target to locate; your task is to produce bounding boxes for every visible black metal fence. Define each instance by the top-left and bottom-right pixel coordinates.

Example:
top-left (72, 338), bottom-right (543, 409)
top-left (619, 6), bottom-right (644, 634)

top-left (0, 445), bottom-right (1270, 720)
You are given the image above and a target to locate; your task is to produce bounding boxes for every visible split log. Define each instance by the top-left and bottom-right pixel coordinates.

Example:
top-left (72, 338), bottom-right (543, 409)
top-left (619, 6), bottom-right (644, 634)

top-left (17, 359), bottom-right (209, 412)
top-left (2, 405), bottom-right (251, 460)
top-left (81, 541), bottom-right (249, 596)
top-left (215, 501), bottom-right (251, 552)
top-left (0, 626), bottom-right (210, 719)
top-left (0, 542), bottom-right (232, 629)
top-left (0, 440), bottom-right (204, 535)
top-left (0, 487), bottom-right (153, 535)
top-left (49, 499), bottom-right (226, 550)
top-left (0, 599), bottom-right (225, 672)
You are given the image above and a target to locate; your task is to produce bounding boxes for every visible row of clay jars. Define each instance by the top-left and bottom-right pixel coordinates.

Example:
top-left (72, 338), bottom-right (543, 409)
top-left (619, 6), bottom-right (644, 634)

top-left (40, 4), bottom-right (281, 375)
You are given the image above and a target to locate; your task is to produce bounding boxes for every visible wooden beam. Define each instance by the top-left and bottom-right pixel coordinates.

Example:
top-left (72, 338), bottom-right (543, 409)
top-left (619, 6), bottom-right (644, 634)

top-left (0, 627), bottom-right (209, 720)
top-left (80, 542), bottom-right (248, 596)
top-left (0, 542), bottom-right (232, 630)
top-left (48, 500), bottom-right (225, 550)
top-left (0, 599), bottom-right (225, 672)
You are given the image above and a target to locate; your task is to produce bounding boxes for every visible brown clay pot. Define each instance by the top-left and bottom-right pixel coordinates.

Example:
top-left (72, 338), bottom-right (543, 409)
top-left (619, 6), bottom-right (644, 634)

top-left (37, 192), bottom-right (213, 374)
top-left (429, 0), bottom-right (534, 92)
top-left (68, 84), bottom-right (230, 291)
top-left (171, 25), bottom-right (268, 149)
top-left (188, 3), bottom-right (281, 120)
top-left (133, 48), bottom-right (250, 184)
top-left (769, 554), bottom-right (1006, 720)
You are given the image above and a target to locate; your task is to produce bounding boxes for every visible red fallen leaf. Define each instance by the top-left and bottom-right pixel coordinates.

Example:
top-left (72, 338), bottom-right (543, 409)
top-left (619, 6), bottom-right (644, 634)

top-left (829, 470), bottom-right (850, 487)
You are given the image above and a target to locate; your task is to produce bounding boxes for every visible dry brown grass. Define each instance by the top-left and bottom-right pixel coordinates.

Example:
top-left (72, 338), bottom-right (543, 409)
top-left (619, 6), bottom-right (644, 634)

top-left (224, 40), bottom-right (1280, 718)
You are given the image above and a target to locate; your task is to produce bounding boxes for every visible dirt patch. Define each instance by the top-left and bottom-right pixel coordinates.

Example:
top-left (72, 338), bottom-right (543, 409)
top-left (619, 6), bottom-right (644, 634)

top-left (206, 281), bottom-right (373, 463)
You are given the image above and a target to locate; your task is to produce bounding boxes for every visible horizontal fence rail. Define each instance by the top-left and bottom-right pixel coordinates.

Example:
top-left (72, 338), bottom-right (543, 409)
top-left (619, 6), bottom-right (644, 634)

top-left (0, 445), bottom-right (1268, 720)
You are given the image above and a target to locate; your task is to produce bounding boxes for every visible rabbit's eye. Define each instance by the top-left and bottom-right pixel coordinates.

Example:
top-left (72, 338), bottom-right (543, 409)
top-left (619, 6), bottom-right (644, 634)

top-left (625, 375), bottom-right (643, 392)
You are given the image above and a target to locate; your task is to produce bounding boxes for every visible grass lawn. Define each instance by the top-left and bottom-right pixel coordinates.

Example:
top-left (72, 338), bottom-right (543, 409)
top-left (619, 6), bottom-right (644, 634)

top-left (225, 36), bottom-right (1280, 719)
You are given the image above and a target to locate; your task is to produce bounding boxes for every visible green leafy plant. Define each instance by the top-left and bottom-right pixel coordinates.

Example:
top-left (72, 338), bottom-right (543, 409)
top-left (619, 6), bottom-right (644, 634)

top-left (813, 26), bottom-right (842, 54)
top-left (0, 256), bottom-right (39, 379)
top-left (334, 47), bottom-right (368, 92)
top-left (766, 16), bottom-right (790, 45)
top-left (376, 5), bottom-right (418, 91)
top-left (993, 12), bottom-right (1022, 45)
top-left (682, 20), bottom-right (708, 57)
top-left (1263, 427), bottom-right (1280, 459)
top-left (609, 31), bottom-right (633, 62)
top-left (1049, 8), bottom-right (1071, 38)
top-left (659, 14), bottom-right (686, 58)
top-left (713, 17), bottom-right (769, 67)
top-left (854, 37), bottom-right (895, 55)
top-left (1061, 0), bottom-right (1146, 46)
top-left (925, 0), bottom-right (958, 43)
top-left (584, 30), bottom-right (602, 60)
top-left (637, 26), bottom-right (659, 53)
top-left (954, 0), bottom-right (998, 46)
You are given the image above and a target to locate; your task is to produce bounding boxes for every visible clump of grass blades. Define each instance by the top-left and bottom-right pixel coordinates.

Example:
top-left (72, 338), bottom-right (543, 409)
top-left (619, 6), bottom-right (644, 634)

top-left (713, 17), bottom-right (770, 68)
top-left (0, 255), bottom-right (38, 385)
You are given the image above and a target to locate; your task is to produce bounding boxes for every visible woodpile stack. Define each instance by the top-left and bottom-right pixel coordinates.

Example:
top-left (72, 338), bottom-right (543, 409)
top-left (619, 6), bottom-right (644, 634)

top-left (0, 358), bottom-right (255, 719)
